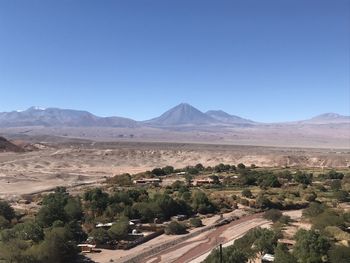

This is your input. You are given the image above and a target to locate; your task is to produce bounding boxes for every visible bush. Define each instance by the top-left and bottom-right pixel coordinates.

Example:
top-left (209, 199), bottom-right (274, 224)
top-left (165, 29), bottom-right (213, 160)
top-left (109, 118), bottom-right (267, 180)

top-left (278, 215), bottom-right (291, 225)
top-left (107, 173), bottom-right (132, 186)
top-left (0, 201), bottom-right (15, 221)
top-left (303, 192), bottom-right (317, 202)
top-left (328, 245), bottom-right (350, 263)
top-left (165, 221), bottom-right (187, 235)
top-left (108, 217), bottom-right (129, 241)
top-left (90, 228), bottom-right (111, 245)
top-left (263, 209), bottom-right (283, 223)
top-left (334, 190), bottom-right (349, 202)
top-left (237, 163), bottom-right (246, 169)
top-left (303, 202), bottom-right (325, 218)
top-left (293, 229), bottom-right (330, 263)
top-left (189, 218), bottom-right (203, 228)
top-left (241, 189), bottom-right (253, 198)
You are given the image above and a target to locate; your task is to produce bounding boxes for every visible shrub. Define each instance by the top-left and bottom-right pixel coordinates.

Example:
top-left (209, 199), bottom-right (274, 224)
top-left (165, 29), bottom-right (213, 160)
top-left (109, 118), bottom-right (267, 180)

top-left (263, 209), bottom-right (283, 223)
top-left (241, 189), bottom-right (253, 198)
top-left (165, 221), bottom-right (187, 235)
top-left (189, 218), bottom-right (203, 228)
top-left (107, 173), bottom-right (132, 186)
top-left (328, 245), bottom-right (350, 263)
top-left (278, 215), bottom-right (291, 225)
top-left (334, 190), bottom-right (349, 202)
top-left (0, 201), bottom-right (15, 221)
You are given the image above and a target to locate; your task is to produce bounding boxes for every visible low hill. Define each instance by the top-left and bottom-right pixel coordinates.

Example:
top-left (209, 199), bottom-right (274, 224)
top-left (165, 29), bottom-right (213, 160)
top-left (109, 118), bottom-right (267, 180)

top-left (0, 136), bottom-right (23, 152)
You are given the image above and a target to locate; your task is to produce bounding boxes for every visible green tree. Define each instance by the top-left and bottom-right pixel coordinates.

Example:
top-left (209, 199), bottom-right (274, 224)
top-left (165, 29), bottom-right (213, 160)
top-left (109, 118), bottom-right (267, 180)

top-left (13, 221), bottom-right (44, 243)
top-left (330, 180), bottom-right (342, 191)
top-left (151, 168), bottom-right (166, 176)
top-left (293, 229), bottom-right (330, 263)
top-left (37, 188), bottom-right (69, 227)
top-left (263, 209), bottom-right (283, 223)
top-left (0, 238), bottom-right (34, 263)
top-left (241, 189), bottom-right (253, 198)
top-left (108, 173), bottom-right (132, 186)
top-left (162, 166), bottom-right (174, 174)
top-left (108, 217), bottom-right (129, 240)
top-left (334, 190), bottom-right (349, 202)
top-left (192, 191), bottom-right (216, 214)
top-left (83, 188), bottom-right (109, 217)
top-left (294, 171), bottom-right (313, 185)
top-left (209, 175), bottom-right (220, 185)
top-left (237, 163), bottom-right (246, 169)
top-left (258, 174), bottom-right (281, 188)
top-left (255, 195), bottom-right (272, 209)
top-left (189, 218), bottom-right (203, 228)
top-left (204, 246), bottom-right (248, 263)
top-left (328, 245), bottom-right (350, 263)
top-left (90, 228), bottom-right (111, 245)
top-left (64, 197), bottom-right (83, 221)
top-left (0, 215), bottom-right (10, 230)
top-left (0, 200), bottom-right (15, 221)
top-left (35, 227), bottom-right (79, 263)
top-left (274, 243), bottom-right (297, 263)
top-left (164, 221), bottom-right (187, 235)
top-left (303, 202), bottom-right (325, 218)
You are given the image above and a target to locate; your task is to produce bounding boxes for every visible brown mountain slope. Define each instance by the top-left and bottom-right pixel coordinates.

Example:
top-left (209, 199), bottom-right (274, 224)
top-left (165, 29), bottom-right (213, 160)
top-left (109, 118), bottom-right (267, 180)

top-left (0, 136), bottom-right (23, 152)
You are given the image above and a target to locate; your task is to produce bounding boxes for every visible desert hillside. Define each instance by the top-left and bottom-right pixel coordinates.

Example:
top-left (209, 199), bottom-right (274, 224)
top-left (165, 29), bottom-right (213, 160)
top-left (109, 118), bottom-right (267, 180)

top-left (0, 141), bottom-right (349, 198)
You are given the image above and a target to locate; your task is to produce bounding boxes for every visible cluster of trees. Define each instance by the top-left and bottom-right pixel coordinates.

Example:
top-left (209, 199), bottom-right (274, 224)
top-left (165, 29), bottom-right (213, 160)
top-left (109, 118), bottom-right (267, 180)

top-left (205, 225), bottom-right (350, 263)
top-left (263, 209), bottom-right (291, 225)
top-left (303, 202), bottom-right (350, 235)
top-left (0, 187), bottom-right (84, 263)
top-left (204, 227), bottom-right (279, 263)
top-left (0, 201), bottom-right (15, 229)
top-left (149, 163), bottom-right (246, 177)
top-left (0, 183), bottom-right (219, 259)
top-left (83, 187), bottom-right (216, 225)
top-left (320, 170), bottom-right (345, 180)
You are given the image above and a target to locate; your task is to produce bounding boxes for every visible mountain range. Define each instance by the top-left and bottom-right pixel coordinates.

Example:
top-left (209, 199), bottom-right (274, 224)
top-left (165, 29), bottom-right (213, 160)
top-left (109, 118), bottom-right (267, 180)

top-left (0, 103), bottom-right (348, 128)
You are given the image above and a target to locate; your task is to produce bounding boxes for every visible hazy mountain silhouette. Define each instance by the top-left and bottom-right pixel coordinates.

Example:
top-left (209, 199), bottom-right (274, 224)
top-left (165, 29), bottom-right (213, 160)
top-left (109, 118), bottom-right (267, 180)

top-left (300, 113), bottom-right (350, 124)
top-left (0, 107), bottom-right (137, 127)
top-left (206, 110), bottom-right (255, 125)
top-left (0, 105), bottom-right (348, 129)
top-left (143, 103), bottom-right (218, 126)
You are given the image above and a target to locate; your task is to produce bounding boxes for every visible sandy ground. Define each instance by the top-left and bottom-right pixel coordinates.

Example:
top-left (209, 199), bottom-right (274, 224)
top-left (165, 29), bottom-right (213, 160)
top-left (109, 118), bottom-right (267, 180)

top-left (0, 141), bottom-right (348, 199)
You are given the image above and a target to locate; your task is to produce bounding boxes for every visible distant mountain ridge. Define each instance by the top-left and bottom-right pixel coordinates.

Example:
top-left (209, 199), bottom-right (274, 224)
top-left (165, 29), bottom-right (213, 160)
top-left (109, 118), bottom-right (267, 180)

top-left (0, 104), bottom-right (348, 128)
top-left (301, 113), bottom-right (350, 124)
top-left (143, 103), bottom-right (217, 126)
top-left (0, 107), bottom-right (137, 128)
top-left (206, 110), bottom-right (255, 125)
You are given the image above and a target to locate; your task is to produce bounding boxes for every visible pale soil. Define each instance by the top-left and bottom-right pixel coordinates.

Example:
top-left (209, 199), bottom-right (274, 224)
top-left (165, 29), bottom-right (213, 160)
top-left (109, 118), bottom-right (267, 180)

top-left (0, 141), bottom-right (348, 199)
top-left (2, 122), bottom-right (350, 149)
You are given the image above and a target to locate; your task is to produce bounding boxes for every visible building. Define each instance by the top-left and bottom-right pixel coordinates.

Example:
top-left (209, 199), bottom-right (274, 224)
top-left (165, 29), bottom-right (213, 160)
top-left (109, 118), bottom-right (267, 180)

top-left (96, 222), bottom-right (114, 228)
top-left (261, 253), bottom-right (274, 262)
top-left (171, 214), bottom-right (187, 221)
top-left (133, 178), bottom-right (162, 185)
top-left (193, 178), bottom-right (215, 186)
top-left (78, 244), bottom-right (96, 253)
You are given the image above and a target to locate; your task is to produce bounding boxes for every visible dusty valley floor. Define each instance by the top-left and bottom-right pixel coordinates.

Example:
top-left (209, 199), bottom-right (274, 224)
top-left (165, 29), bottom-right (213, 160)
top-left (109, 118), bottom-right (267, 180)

top-left (0, 141), bottom-right (349, 199)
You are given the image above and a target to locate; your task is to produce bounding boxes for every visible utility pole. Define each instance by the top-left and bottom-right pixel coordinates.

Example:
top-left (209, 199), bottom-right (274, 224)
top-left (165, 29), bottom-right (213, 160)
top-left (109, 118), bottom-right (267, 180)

top-left (219, 243), bottom-right (223, 263)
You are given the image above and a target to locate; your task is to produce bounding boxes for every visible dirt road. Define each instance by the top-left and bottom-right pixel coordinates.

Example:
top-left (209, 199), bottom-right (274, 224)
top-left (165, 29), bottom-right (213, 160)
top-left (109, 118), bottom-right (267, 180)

top-left (141, 213), bottom-right (267, 263)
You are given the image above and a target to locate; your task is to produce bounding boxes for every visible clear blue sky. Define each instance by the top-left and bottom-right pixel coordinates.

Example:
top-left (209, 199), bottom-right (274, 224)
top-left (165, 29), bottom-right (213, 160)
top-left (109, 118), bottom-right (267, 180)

top-left (0, 0), bottom-right (349, 122)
